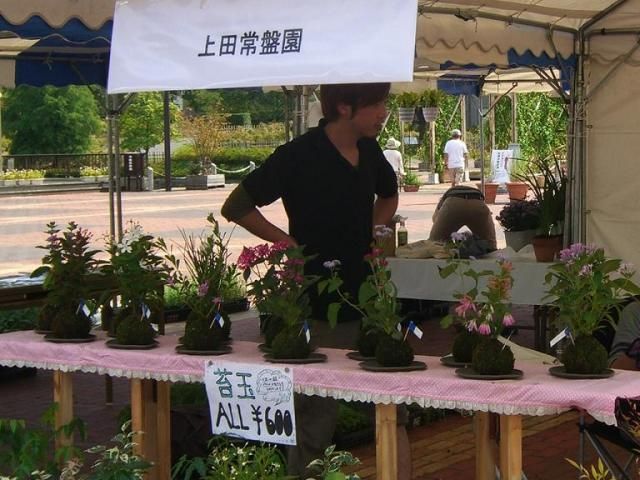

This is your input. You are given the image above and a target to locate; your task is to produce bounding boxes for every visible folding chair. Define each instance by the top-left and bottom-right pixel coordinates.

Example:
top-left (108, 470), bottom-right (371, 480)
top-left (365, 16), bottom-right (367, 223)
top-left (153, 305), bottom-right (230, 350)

top-left (578, 397), bottom-right (640, 480)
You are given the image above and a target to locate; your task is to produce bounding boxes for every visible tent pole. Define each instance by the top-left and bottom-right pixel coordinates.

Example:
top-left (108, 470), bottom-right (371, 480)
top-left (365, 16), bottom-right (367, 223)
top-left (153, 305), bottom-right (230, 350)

top-left (480, 96), bottom-right (485, 193)
top-left (106, 95), bottom-right (115, 242)
top-left (511, 93), bottom-right (518, 144)
top-left (113, 94), bottom-right (124, 239)
top-left (163, 91), bottom-right (172, 192)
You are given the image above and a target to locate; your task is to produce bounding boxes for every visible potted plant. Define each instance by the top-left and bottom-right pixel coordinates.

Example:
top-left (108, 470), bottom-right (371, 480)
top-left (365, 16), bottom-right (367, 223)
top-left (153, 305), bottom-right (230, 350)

top-left (505, 181), bottom-right (529, 202)
top-left (396, 92), bottom-right (418, 122)
top-left (79, 165), bottom-right (108, 183)
top-left (515, 156), bottom-right (567, 261)
top-left (31, 221), bottom-right (101, 341)
top-left (440, 256), bottom-right (518, 377)
top-left (238, 241), bottom-right (320, 361)
top-left (320, 248), bottom-right (425, 370)
top-left (161, 214), bottom-right (233, 354)
top-left (476, 181), bottom-right (499, 204)
top-left (419, 89), bottom-right (442, 122)
top-left (402, 170), bottom-right (421, 192)
top-left (103, 221), bottom-right (169, 348)
top-left (544, 244), bottom-right (640, 376)
top-left (495, 199), bottom-right (541, 252)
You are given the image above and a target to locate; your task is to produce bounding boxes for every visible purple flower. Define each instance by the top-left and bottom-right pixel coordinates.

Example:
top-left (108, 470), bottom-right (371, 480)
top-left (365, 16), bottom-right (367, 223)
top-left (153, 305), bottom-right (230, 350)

top-left (620, 263), bottom-right (635, 276)
top-left (579, 264), bottom-right (593, 277)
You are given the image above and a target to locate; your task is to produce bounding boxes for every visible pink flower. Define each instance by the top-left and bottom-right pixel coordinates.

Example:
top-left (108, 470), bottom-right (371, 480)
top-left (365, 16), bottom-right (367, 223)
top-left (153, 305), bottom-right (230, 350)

top-left (197, 282), bottom-right (209, 297)
top-left (466, 320), bottom-right (477, 332)
top-left (255, 243), bottom-right (271, 259)
top-left (579, 264), bottom-right (593, 276)
top-left (477, 323), bottom-right (492, 335)
top-left (270, 241), bottom-right (290, 254)
top-left (502, 314), bottom-right (515, 327)
top-left (455, 295), bottom-right (476, 318)
top-left (212, 296), bottom-right (222, 305)
top-left (237, 247), bottom-right (256, 269)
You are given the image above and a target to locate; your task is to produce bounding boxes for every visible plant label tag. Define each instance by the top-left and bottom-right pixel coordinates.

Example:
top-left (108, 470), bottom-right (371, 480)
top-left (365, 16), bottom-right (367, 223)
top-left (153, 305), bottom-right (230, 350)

top-left (408, 320), bottom-right (423, 339)
top-left (215, 313), bottom-right (224, 327)
top-left (302, 321), bottom-right (311, 343)
top-left (549, 327), bottom-right (570, 348)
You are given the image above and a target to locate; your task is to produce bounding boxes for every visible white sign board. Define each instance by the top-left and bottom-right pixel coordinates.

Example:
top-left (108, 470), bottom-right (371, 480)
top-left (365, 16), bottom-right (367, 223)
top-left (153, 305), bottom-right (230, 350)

top-left (108, 0), bottom-right (418, 93)
top-left (490, 149), bottom-right (514, 183)
top-left (204, 360), bottom-right (297, 446)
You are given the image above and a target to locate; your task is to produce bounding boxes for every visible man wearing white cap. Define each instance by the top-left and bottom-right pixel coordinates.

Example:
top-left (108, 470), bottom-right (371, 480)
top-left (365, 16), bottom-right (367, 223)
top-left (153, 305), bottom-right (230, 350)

top-left (382, 137), bottom-right (404, 189)
top-left (443, 128), bottom-right (468, 186)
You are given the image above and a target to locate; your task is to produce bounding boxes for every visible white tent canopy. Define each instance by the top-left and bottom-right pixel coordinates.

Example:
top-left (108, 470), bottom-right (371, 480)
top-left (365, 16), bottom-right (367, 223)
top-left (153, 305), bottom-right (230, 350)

top-left (3, 0), bottom-right (640, 270)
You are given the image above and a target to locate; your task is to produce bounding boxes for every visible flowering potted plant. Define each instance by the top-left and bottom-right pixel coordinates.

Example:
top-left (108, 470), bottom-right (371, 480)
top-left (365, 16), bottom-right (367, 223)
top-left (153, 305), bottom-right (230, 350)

top-left (544, 244), bottom-right (640, 375)
top-left (31, 221), bottom-right (101, 341)
top-left (495, 199), bottom-right (541, 252)
top-left (440, 257), bottom-right (518, 376)
top-left (161, 214), bottom-right (234, 354)
top-left (102, 221), bottom-right (169, 348)
top-left (320, 247), bottom-right (424, 370)
top-left (238, 242), bottom-right (320, 360)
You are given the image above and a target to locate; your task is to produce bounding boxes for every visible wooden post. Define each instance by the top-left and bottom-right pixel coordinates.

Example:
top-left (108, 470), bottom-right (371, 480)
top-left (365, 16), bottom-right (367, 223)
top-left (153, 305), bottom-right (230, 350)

top-left (499, 415), bottom-right (523, 480)
top-left (53, 371), bottom-right (74, 450)
top-left (156, 381), bottom-right (171, 480)
top-left (131, 379), bottom-right (159, 480)
top-left (375, 404), bottom-right (397, 480)
top-left (474, 412), bottom-right (496, 480)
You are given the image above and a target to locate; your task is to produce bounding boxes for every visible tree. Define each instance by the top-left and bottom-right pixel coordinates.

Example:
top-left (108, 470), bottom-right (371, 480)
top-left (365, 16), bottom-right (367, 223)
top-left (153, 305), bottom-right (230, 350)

top-left (3, 85), bottom-right (102, 154)
top-left (180, 112), bottom-right (230, 173)
top-left (183, 88), bottom-right (285, 124)
top-left (119, 92), bottom-right (179, 157)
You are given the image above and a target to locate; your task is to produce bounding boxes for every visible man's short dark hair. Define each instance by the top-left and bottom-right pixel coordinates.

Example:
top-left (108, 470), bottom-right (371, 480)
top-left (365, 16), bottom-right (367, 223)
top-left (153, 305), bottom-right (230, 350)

top-left (320, 83), bottom-right (390, 121)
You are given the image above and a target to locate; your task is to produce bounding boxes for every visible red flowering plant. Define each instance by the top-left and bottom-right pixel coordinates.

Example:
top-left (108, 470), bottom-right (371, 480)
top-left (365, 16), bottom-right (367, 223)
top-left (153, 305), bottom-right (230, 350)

top-left (439, 257), bottom-right (517, 374)
top-left (238, 242), bottom-right (319, 358)
top-left (319, 247), bottom-right (416, 367)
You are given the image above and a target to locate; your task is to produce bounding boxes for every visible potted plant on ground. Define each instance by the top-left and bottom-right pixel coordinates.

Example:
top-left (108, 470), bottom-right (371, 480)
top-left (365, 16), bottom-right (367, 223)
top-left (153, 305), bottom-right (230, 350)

top-left (440, 256), bottom-right (519, 377)
top-left (402, 170), bottom-right (421, 192)
top-left (320, 247), bottom-right (425, 370)
top-left (515, 156), bottom-right (567, 261)
top-left (31, 221), bottom-right (101, 342)
top-left (161, 214), bottom-right (233, 354)
top-left (476, 181), bottom-right (499, 204)
top-left (495, 199), bottom-right (541, 252)
top-left (103, 221), bottom-right (169, 348)
top-left (544, 244), bottom-right (640, 376)
top-left (505, 181), bottom-right (529, 202)
top-left (238, 241), bottom-right (321, 361)
top-left (396, 92), bottom-right (418, 123)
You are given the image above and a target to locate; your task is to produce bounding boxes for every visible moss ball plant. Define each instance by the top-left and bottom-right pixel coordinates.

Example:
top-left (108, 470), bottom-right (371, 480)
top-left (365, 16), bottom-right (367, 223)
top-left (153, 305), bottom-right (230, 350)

top-left (270, 329), bottom-right (311, 359)
top-left (37, 303), bottom-right (59, 332)
top-left (263, 315), bottom-right (285, 348)
top-left (181, 311), bottom-right (229, 351)
top-left (51, 306), bottom-right (92, 339)
top-left (375, 334), bottom-right (414, 367)
top-left (357, 328), bottom-right (381, 357)
top-left (561, 335), bottom-right (608, 374)
top-left (452, 329), bottom-right (481, 363)
top-left (471, 337), bottom-right (515, 375)
top-left (115, 314), bottom-right (155, 346)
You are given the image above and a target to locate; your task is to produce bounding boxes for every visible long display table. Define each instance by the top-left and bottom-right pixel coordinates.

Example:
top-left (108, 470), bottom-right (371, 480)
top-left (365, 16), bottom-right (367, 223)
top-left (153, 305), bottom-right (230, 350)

top-left (1, 330), bottom-right (639, 480)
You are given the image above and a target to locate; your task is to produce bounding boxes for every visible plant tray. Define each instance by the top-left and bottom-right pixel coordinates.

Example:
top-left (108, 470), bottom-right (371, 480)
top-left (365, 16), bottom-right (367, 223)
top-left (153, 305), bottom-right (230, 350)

top-left (439, 355), bottom-right (469, 368)
top-left (455, 367), bottom-right (523, 380)
top-left (548, 366), bottom-right (614, 379)
top-left (106, 339), bottom-right (158, 350)
top-left (346, 351), bottom-right (375, 361)
top-left (44, 334), bottom-right (96, 343)
top-left (263, 352), bottom-right (327, 364)
top-left (175, 345), bottom-right (232, 356)
top-left (359, 360), bottom-right (427, 372)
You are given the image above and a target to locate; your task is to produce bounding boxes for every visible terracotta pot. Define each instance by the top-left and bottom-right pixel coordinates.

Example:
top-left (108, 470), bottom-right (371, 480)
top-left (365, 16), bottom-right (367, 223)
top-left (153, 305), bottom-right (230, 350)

top-left (531, 235), bottom-right (563, 262)
top-left (403, 184), bottom-right (420, 192)
top-left (477, 182), bottom-right (498, 204)
top-left (506, 182), bottom-right (529, 202)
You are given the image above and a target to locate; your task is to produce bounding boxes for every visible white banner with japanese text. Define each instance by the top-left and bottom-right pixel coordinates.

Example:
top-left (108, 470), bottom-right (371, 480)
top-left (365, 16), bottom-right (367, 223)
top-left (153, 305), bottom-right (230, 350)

top-left (107, 0), bottom-right (418, 93)
top-left (204, 360), bottom-right (297, 446)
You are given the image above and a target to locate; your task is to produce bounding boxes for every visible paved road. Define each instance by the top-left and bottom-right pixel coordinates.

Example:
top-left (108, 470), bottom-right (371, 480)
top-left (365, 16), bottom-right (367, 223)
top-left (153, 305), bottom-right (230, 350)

top-left (0, 184), bottom-right (508, 276)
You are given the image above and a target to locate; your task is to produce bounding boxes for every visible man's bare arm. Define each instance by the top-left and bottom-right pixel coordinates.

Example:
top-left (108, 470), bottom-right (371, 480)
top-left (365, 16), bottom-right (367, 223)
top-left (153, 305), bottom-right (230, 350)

top-left (373, 194), bottom-right (399, 227)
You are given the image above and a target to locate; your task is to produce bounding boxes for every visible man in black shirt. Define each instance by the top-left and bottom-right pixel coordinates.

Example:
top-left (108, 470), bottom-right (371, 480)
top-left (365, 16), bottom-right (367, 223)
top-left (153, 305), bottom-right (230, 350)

top-left (222, 83), bottom-right (406, 477)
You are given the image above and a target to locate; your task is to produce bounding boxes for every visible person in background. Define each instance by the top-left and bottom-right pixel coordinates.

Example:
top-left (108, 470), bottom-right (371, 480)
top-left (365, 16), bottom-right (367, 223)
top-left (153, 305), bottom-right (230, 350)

top-left (609, 301), bottom-right (640, 370)
top-left (429, 185), bottom-right (497, 250)
top-left (221, 83), bottom-right (412, 479)
top-left (382, 137), bottom-right (404, 190)
top-left (443, 128), bottom-right (468, 186)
